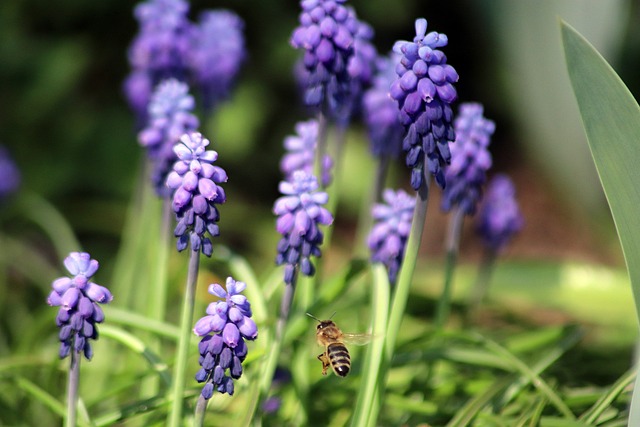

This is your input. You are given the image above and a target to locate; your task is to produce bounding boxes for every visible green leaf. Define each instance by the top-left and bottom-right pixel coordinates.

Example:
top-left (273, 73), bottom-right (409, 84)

top-left (561, 20), bottom-right (640, 426)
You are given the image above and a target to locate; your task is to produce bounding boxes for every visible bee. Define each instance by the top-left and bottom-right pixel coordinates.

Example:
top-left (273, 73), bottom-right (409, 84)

top-left (306, 313), bottom-right (372, 377)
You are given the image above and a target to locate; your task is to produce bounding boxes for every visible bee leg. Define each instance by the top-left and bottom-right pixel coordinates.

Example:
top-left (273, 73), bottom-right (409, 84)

top-left (317, 352), bottom-right (330, 376)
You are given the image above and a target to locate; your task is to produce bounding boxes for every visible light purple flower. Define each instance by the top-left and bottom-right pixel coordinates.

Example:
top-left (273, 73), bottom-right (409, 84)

top-left (280, 120), bottom-right (333, 187)
top-left (0, 146), bottom-right (20, 199)
top-left (47, 252), bottom-right (112, 360)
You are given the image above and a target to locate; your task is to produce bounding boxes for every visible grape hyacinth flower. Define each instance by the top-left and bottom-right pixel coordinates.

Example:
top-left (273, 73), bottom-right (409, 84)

top-left (290, 0), bottom-right (359, 119)
top-left (476, 174), bottom-right (524, 252)
top-left (362, 53), bottom-right (405, 159)
top-left (193, 277), bottom-right (258, 398)
top-left (441, 103), bottom-right (495, 215)
top-left (166, 132), bottom-right (228, 256)
top-left (280, 119), bottom-right (333, 187)
top-left (0, 145), bottom-right (20, 200)
top-left (124, 0), bottom-right (193, 122)
top-left (47, 252), bottom-right (112, 360)
top-left (368, 189), bottom-right (416, 284)
top-left (274, 171), bottom-right (334, 285)
top-left (138, 78), bottom-right (200, 196)
top-left (390, 18), bottom-right (459, 190)
top-left (189, 10), bottom-right (246, 111)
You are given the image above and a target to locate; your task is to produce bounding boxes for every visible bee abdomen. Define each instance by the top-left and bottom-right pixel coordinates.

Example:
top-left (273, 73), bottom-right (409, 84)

top-left (328, 343), bottom-right (351, 377)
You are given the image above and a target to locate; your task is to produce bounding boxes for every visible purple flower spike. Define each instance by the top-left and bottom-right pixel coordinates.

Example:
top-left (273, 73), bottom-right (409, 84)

top-left (273, 171), bottom-right (334, 285)
top-left (280, 120), bottom-right (333, 187)
top-left (124, 0), bottom-right (193, 123)
top-left (362, 53), bottom-right (405, 159)
top-left (138, 78), bottom-right (200, 197)
top-left (189, 10), bottom-right (246, 111)
top-left (368, 189), bottom-right (416, 283)
top-left (442, 103), bottom-right (495, 215)
top-left (391, 18), bottom-right (459, 190)
top-left (291, 0), bottom-right (359, 119)
top-left (475, 174), bottom-right (524, 252)
top-left (0, 145), bottom-right (20, 200)
top-left (47, 252), bottom-right (112, 360)
top-left (166, 132), bottom-right (227, 257)
top-left (194, 277), bottom-right (258, 399)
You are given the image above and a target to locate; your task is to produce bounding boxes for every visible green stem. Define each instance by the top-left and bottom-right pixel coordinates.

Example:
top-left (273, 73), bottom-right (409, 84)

top-left (168, 249), bottom-right (200, 427)
top-left (465, 248), bottom-right (497, 323)
top-left (194, 395), bottom-right (208, 427)
top-left (354, 156), bottom-right (390, 258)
top-left (65, 352), bottom-right (80, 427)
top-left (435, 207), bottom-right (465, 331)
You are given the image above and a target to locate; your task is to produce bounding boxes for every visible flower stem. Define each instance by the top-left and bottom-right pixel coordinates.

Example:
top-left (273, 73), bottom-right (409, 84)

top-left (465, 248), bottom-right (497, 322)
top-left (168, 249), bottom-right (200, 427)
top-left (65, 351), bottom-right (80, 427)
top-left (435, 206), bottom-right (465, 331)
top-left (194, 395), bottom-right (208, 427)
top-left (354, 155), bottom-right (390, 257)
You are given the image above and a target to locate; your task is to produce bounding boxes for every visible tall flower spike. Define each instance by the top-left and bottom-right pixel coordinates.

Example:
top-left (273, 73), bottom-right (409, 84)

top-left (290, 0), bottom-right (359, 119)
top-left (193, 277), bottom-right (258, 398)
top-left (189, 10), bottom-right (246, 111)
top-left (362, 53), bottom-right (405, 159)
top-left (138, 78), bottom-right (200, 197)
top-left (124, 0), bottom-right (193, 123)
top-left (280, 119), bottom-right (333, 187)
top-left (390, 18), bottom-right (459, 190)
top-left (273, 171), bottom-right (334, 285)
top-left (166, 132), bottom-right (228, 256)
top-left (0, 145), bottom-right (20, 200)
top-left (47, 252), bottom-right (112, 360)
top-left (475, 174), bottom-right (524, 252)
top-left (367, 189), bottom-right (416, 284)
top-left (441, 103), bottom-right (495, 215)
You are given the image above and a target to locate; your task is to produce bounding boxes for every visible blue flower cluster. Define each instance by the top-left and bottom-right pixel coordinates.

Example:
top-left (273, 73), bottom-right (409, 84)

top-left (367, 189), bottom-right (415, 283)
top-left (442, 103), bottom-right (495, 215)
top-left (280, 119), bottom-right (333, 187)
top-left (273, 171), bottom-right (334, 285)
top-left (193, 277), bottom-right (258, 398)
top-left (166, 132), bottom-right (228, 256)
top-left (476, 174), bottom-right (524, 252)
top-left (47, 252), bottom-right (112, 360)
top-left (138, 79), bottom-right (200, 196)
top-left (390, 18), bottom-right (459, 190)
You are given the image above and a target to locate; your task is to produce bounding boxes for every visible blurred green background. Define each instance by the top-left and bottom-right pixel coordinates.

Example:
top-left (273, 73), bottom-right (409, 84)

top-left (1, 0), bottom-right (639, 340)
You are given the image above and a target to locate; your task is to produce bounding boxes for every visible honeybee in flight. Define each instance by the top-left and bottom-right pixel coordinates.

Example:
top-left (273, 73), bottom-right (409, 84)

top-left (306, 313), bottom-right (372, 377)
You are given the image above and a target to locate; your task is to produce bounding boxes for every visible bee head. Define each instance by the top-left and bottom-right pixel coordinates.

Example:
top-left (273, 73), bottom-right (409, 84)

top-left (306, 312), bottom-right (337, 331)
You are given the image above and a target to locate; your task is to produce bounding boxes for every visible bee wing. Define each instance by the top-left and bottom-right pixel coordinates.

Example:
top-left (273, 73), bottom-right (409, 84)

top-left (342, 333), bottom-right (373, 346)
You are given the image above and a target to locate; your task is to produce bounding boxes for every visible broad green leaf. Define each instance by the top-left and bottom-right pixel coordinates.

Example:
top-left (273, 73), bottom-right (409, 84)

top-left (560, 20), bottom-right (640, 426)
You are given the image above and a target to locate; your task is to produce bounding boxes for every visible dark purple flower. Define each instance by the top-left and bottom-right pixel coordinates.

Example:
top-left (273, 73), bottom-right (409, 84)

top-left (475, 174), bottom-right (524, 252)
top-left (368, 189), bottom-right (415, 283)
top-left (362, 53), bottom-right (404, 159)
top-left (47, 252), bottom-right (112, 360)
top-left (0, 146), bottom-right (20, 199)
top-left (273, 171), bottom-right (333, 285)
top-left (138, 78), bottom-right (200, 196)
top-left (441, 103), bottom-right (495, 215)
top-left (193, 277), bottom-right (257, 398)
top-left (290, 0), bottom-right (359, 119)
top-left (166, 132), bottom-right (227, 256)
top-left (189, 10), bottom-right (246, 111)
top-left (124, 0), bottom-right (193, 122)
top-left (390, 18), bottom-right (459, 190)
top-left (280, 120), bottom-right (333, 187)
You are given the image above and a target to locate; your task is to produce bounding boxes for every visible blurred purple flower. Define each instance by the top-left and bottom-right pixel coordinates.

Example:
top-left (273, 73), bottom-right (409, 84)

top-left (124, 0), bottom-right (193, 123)
top-left (390, 18), bottom-right (459, 190)
top-left (189, 10), bottom-right (246, 111)
top-left (47, 252), bottom-right (112, 360)
top-left (362, 53), bottom-right (404, 159)
top-left (290, 0), bottom-right (358, 119)
top-left (138, 78), bottom-right (200, 197)
top-left (273, 171), bottom-right (333, 285)
top-left (193, 277), bottom-right (257, 398)
top-left (0, 146), bottom-right (20, 199)
top-left (368, 189), bottom-right (415, 283)
top-left (475, 174), bottom-right (524, 252)
top-left (280, 119), bottom-right (333, 187)
top-left (442, 103), bottom-right (495, 215)
top-left (166, 132), bottom-right (227, 256)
